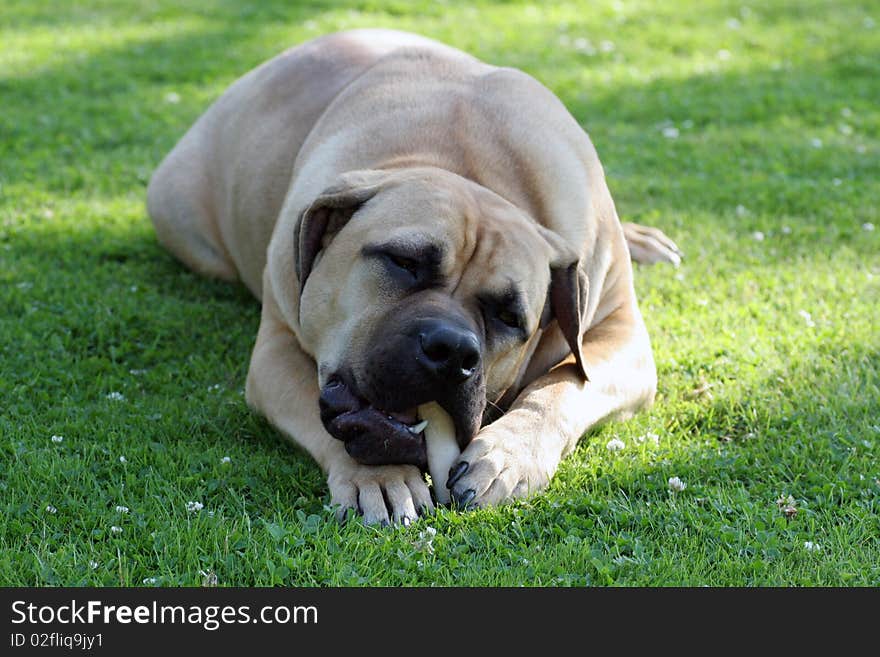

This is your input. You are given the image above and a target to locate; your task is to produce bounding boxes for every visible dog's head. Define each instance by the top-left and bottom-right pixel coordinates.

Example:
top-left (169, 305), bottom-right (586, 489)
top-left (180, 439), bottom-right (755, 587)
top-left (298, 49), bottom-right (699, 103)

top-left (293, 168), bottom-right (587, 468)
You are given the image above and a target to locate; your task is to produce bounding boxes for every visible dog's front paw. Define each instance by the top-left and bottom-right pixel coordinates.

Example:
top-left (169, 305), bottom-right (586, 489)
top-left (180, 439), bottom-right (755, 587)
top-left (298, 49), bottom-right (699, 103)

top-left (445, 424), bottom-right (550, 509)
top-left (328, 462), bottom-right (434, 526)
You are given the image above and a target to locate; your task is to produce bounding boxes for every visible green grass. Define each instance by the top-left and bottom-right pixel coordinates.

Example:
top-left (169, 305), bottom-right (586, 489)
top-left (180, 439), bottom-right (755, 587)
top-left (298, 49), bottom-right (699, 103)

top-left (1, 0), bottom-right (878, 586)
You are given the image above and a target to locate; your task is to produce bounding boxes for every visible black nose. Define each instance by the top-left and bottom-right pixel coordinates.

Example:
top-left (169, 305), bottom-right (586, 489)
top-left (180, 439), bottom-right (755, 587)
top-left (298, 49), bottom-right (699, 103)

top-left (418, 321), bottom-right (481, 384)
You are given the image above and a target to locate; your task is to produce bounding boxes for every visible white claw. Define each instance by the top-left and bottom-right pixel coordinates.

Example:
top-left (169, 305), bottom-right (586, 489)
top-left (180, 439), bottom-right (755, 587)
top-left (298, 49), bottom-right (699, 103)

top-left (409, 419), bottom-right (429, 434)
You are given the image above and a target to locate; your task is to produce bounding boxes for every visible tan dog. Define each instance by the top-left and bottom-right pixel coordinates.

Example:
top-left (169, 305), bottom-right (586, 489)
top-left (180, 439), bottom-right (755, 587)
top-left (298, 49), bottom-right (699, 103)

top-left (147, 29), bottom-right (681, 525)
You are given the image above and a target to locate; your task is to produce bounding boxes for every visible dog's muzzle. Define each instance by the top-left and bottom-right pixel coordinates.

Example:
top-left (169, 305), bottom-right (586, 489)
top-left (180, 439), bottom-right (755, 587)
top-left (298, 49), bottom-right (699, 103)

top-left (319, 378), bottom-right (429, 469)
top-left (319, 317), bottom-right (485, 467)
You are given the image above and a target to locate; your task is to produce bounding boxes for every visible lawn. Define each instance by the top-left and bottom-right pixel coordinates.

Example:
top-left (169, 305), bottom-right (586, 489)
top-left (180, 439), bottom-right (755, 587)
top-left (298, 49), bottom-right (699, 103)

top-left (1, 0), bottom-right (877, 586)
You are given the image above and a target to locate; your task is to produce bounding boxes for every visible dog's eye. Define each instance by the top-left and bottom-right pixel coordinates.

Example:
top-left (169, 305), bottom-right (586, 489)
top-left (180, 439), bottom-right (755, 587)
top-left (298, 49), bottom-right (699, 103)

top-left (386, 253), bottom-right (419, 277)
top-left (496, 308), bottom-right (522, 330)
top-left (477, 296), bottom-right (526, 340)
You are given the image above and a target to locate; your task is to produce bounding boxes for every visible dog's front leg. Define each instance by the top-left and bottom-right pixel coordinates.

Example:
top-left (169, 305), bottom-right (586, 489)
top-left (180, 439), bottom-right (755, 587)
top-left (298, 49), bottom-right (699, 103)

top-left (245, 292), bottom-right (434, 525)
top-left (447, 302), bottom-right (657, 508)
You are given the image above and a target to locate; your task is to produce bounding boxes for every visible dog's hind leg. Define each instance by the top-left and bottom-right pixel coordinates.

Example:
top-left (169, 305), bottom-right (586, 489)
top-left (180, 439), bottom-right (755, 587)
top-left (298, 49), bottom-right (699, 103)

top-left (622, 222), bottom-right (682, 266)
top-left (147, 137), bottom-right (238, 282)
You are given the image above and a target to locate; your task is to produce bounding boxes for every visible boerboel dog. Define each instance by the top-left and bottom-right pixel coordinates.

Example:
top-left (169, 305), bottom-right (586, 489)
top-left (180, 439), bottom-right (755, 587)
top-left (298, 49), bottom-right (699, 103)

top-left (147, 29), bottom-right (681, 525)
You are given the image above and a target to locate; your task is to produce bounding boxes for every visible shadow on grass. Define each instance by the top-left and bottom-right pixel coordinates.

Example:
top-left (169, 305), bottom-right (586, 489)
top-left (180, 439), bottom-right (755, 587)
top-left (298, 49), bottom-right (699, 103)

top-left (0, 2), bottom-right (364, 195)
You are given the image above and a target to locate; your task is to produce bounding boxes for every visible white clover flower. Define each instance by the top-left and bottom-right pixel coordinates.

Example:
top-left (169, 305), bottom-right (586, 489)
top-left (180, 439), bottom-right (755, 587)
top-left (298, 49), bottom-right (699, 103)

top-left (810, 137), bottom-right (823, 148)
top-left (164, 92), bottom-right (180, 104)
top-left (752, 231), bottom-right (765, 241)
top-left (668, 476), bottom-right (687, 492)
top-left (863, 222), bottom-right (875, 232)
top-left (776, 494), bottom-right (798, 518)
top-left (735, 204), bottom-right (749, 217)
top-left (220, 456), bottom-right (232, 464)
top-left (106, 391), bottom-right (125, 401)
top-left (661, 126), bottom-right (679, 139)
top-left (572, 38), bottom-right (596, 55)
top-left (798, 310), bottom-right (816, 327)
top-left (110, 526), bottom-right (123, 534)
top-left (51, 435), bottom-right (64, 444)
top-left (804, 541), bottom-right (821, 552)
top-left (45, 505), bottom-right (57, 514)
top-left (115, 505), bottom-right (129, 514)
top-left (781, 225), bottom-right (792, 234)
top-left (119, 455), bottom-right (127, 464)
top-left (777, 494), bottom-right (794, 507)
top-left (717, 49), bottom-right (732, 61)
top-left (606, 438), bottom-right (625, 452)
top-left (185, 501), bottom-right (204, 513)
top-left (635, 432), bottom-right (660, 445)
top-left (599, 40), bottom-right (615, 53)
top-left (199, 570), bottom-right (219, 586)
top-left (726, 18), bottom-right (741, 29)
top-left (415, 526), bottom-right (437, 554)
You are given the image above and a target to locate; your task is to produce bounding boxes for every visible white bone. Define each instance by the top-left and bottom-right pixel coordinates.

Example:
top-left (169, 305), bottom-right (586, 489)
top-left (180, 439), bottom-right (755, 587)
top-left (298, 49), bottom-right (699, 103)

top-left (418, 402), bottom-right (460, 504)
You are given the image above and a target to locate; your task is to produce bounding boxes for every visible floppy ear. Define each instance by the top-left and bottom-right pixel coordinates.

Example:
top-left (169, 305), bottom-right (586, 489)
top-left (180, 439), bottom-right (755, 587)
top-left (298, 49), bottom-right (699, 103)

top-left (549, 261), bottom-right (589, 380)
top-left (293, 172), bottom-right (386, 294)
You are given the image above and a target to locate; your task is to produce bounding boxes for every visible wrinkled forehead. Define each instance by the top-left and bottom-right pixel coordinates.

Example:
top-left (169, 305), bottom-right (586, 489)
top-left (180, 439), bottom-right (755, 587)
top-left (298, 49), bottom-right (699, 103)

top-left (355, 176), bottom-right (554, 309)
top-left (353, 176), bottom-right (472, 249)
top-left (455, 217), bottom-right (553, 308)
